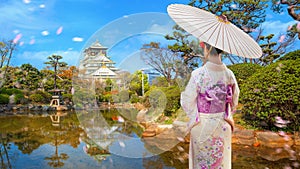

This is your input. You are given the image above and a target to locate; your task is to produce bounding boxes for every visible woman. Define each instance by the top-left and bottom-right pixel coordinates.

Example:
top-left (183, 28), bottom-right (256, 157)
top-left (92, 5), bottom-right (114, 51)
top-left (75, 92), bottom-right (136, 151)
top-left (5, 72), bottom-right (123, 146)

top-left (181, 42), bottom-right (240, 169)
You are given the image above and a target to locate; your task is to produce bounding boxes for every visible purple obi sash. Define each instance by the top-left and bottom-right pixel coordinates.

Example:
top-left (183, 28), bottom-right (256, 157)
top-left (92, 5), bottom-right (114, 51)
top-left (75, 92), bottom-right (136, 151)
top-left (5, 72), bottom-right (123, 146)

top-left (196, 84), bottom-right (233, 121)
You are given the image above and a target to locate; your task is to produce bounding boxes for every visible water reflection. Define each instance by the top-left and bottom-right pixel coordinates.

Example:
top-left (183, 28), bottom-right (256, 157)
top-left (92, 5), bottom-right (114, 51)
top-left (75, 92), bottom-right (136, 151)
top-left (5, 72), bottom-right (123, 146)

top-left (0, 110), bottom-right (299, 169)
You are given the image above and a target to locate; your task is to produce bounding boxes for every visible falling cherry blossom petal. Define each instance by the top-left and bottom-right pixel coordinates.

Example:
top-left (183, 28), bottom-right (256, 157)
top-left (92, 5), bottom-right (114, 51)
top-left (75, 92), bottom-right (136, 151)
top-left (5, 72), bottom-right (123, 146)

top-left (278, 131), bottom-right (286, 137)
top-left (13, 33), bottom-right (22, 44)
top-left (278, 35), bottom-right (285, 43)
top-left (19, 41), bottom-right (24, 46)
top-left (177, 137), bottom-right (185, 142)
top-left (29, 39), bottom-right (35, 45)
top-left (56, 26), bottom-right (63, 35)
top-left (119, 141), bottom-right (125, 148)
top-left (297, 22), bottom-right (300, 31)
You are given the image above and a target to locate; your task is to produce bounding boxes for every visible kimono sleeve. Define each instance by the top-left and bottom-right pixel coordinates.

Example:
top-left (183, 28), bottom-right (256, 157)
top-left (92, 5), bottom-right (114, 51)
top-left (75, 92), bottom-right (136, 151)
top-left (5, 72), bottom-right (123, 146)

top-left (230, 70), bottom-right (240, 112)
top-left (180, 70), bottom-right (199, 125)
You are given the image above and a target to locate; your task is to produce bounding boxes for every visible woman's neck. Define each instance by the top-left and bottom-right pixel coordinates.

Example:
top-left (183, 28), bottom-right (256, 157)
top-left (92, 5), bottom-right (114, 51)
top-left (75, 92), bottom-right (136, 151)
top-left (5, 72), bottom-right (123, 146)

top-left (208, 54), bottom-right (222, 65)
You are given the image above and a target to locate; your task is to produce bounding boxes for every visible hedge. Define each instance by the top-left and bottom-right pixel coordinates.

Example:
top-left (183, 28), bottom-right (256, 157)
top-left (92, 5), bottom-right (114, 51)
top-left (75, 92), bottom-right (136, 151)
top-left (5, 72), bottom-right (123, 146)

top-left (0, 94), bottom-right (9, 104)
top-left (228, 63), bottom-right (262, 86)
top-left (240, 59), bottom-right (300, 131)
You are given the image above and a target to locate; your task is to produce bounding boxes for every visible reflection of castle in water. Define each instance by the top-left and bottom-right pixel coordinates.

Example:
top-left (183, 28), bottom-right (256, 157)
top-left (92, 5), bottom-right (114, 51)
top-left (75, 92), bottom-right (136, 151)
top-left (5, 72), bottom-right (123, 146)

top-left (79, 40), bottom-right (119, 79)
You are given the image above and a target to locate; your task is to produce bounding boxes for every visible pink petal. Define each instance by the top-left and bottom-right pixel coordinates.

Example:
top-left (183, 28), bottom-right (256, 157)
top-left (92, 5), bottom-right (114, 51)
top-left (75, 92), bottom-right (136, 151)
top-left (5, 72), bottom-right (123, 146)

top-left (278, 35), bottom-right (285, 43)
top-left (29, 39), bottom-right (35, 45)
top-left (297, 22), bottom-right (300, 31)
top-left (278, 131), bottom-right (286, 137)
top-left (13, 33), bottom-right (22, 44)
top-left (56, 26), bottom-right (63, 35)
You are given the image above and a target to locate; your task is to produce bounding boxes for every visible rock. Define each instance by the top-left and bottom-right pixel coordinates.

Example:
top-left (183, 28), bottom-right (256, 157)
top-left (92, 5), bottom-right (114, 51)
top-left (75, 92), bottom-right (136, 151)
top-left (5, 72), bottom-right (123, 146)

top-left (42, 106), bottom-right (49, 111)
top-left (257, 146), bottom-right (290, 161)
top-left (142, 130), bottom-right (156, 137)
top-left (294, 132), bottom-right (300, 146)
top-left (256, 131), bottom-right (294, 148)
top-left (9, 95), bottom-right (15, 104)
top-left (136, 109), bottom-right (148, 123)
top-left (232, 129), bottom-right (255, 145)
top-left (12, 106), bottom-right (18, 111)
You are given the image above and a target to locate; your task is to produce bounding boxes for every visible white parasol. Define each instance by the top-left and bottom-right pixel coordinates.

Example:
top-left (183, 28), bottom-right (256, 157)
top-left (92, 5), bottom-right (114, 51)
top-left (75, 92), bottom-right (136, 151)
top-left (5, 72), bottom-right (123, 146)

top-left (167, 4), bottom-right (262, 58)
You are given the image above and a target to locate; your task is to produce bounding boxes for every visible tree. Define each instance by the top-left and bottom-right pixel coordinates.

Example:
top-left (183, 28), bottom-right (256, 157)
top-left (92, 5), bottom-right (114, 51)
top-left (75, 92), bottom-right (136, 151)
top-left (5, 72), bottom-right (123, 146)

top-left (166, 0), bottom-right (269, 65)
top-left (0, 40), bottom-right (16, 69)
top-left (44, 55), bottom-right (67, 89)
top-left (0, 40), bottom-right (17, 86)
top-left (257, 33), bottom-right (295, 65)
top-left (129, 71), bottom-right (149, 96)
top-left (271, 0), bottom-right (300, 39)
top-left (141, 42), bottom-right (188, 86)
top-left (16, 64), bottom-right (42, 90)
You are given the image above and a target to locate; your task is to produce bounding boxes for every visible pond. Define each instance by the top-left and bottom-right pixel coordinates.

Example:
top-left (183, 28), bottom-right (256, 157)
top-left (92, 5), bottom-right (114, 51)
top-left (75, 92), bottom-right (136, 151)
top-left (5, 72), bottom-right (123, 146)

top-left (0, 109), bottom-right (299, 169)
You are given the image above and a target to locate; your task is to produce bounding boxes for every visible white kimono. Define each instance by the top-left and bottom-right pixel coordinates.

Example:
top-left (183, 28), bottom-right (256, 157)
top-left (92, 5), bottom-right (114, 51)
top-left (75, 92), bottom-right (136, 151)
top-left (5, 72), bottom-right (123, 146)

top-left (181, 61), bottom-right (239, 169)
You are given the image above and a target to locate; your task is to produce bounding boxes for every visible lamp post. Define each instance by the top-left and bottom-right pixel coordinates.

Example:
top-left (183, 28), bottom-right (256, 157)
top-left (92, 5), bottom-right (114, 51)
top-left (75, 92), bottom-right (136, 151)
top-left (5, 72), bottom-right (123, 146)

top-left (141, 69), bottom-right (144, 96)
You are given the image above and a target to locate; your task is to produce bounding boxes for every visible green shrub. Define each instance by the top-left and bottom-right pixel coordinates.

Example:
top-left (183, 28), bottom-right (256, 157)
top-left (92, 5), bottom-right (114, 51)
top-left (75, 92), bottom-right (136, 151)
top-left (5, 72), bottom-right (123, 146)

top-left (130, 94), bottom-right (139, 103)
top-left (0, 88), bottom-right (23, 95)
top-left (62, 93), bottom-right (73, 102)
top-left (14, 93), bottom-right (25, 104)
top-left (29, 94), bottom-right (44, 103)
top-left (34, 90), bottom-right (52, 103)
top-left (161, 86), bottom-right (181, 116)
top-left (240, 59), bottom-right (300, 131)
top-left (228, 63), bottom-right (262, 86)
top-left (0, 94), bottom-right (9, 104)
top-left (112, 90), bottom-right (130, 103)
top-left (277, 49), bottom-right (300, 61)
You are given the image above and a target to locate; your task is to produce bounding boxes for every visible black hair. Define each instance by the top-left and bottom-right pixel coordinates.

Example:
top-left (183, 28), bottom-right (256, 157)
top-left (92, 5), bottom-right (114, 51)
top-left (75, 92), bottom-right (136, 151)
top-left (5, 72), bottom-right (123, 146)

top-left (215, 47), bottom-right (223, 55)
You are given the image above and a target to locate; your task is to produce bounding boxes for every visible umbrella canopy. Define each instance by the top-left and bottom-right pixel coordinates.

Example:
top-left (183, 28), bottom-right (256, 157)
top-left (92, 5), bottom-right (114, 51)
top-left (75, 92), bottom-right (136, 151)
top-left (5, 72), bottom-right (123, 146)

top-left (167, 4), bottom-right (262, 58)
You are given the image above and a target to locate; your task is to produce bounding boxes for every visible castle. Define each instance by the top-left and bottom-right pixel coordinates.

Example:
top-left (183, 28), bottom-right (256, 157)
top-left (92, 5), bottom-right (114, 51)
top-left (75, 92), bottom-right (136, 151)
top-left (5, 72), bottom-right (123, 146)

top-left (79, 40), bottom-right (118, 79)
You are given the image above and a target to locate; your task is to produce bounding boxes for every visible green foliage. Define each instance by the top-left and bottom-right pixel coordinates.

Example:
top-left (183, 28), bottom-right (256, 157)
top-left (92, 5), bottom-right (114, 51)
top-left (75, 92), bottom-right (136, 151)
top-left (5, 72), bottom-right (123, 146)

top-left (0, 88), bottom-right (23, 95)
top-left (29, 94), bottom-right (44, 103)
top-left (278, 50), bottom-right (300, 61)
top-left (228, 63), bottom-right (262, 86)
top-left (130, 94), bottom-right (139, 103)
top-left (14, 93), bottom-right (25, 104)
top-left (34, 90), bottom-right (52, 103)
top-left (17, 63), bottom-right (42, 90)
top-left (62, 93), bottom-right (73, 102)
top-left (112, 90), bottom-right (130, 103)
top-left (129, 71), bottom-right (149, 96)
top-left (161, 86), bottom-right (181, 116)
top-left (0, 94), bottom-right (9, 104)
top-left (240, 59), bottom-right (300, 131)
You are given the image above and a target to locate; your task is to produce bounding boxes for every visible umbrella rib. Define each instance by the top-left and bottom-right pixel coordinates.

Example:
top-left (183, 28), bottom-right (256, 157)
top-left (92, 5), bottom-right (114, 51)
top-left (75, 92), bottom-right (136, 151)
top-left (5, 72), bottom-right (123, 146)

top-left (182, 19), bottom-right (217, 35)
top-left (229, 26), bottom-right (257, 58)
top-left (206, 22), bottom-right (221, 43)
top-left (213, 22), bottom-right (222, 47)
top-left (195, 21), bottom-right (219, 39)
top-left (227, 25), bottom-right (245, 57)
top-left (223, 26), bottom-right (234, 55)
top-left (230, 25), bottom-right (255, 57)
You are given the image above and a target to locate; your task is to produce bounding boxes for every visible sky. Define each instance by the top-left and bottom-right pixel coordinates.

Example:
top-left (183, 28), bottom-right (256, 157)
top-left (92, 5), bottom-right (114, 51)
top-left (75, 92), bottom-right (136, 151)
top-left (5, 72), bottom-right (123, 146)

top-left (1, 0), bottom-right (299, 70)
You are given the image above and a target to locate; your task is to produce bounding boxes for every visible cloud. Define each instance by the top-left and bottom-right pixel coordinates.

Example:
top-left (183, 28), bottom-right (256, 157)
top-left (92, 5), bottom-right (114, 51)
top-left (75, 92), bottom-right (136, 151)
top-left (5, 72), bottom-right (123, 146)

top-left (39, 4), bottom-right (45, 8)
top-left (145, 22), bottom-right (174, 35)
top-left (72, 37), bottom-right (84, 42)
top-left (41, 30), bottom-right (50, 36)
top-left (0, 0), bottom-right (57, 39)
top-left (261, 20), bottom-right (297, 36)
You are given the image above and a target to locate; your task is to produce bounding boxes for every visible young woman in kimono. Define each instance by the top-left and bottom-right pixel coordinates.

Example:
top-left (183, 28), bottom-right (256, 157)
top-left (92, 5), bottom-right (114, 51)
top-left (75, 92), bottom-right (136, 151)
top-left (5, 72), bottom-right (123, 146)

top-left (181, 42), bottom-right (240, 169)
